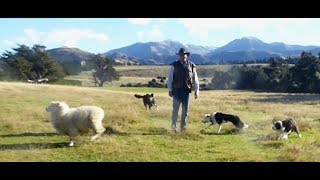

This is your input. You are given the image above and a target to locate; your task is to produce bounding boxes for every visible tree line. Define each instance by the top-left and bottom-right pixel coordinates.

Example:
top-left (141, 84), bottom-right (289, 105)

top-left (0, 44), bottom-right (120, 86)
top-left (208, 51), bottom-right (320, 93)
top-left (1, 44), bottom-right (320, 93)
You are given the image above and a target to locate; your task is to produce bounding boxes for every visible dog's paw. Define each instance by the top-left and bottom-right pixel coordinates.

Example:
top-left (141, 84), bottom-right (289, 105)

top-left (69, 141), bottom-right (74, 147)
top-left (277, 136), bottom-right (281, 140)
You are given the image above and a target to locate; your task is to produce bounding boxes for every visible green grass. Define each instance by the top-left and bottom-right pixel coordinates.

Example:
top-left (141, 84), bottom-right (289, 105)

top-left (115, 65), bottom-right (234, 78)
top-left (65, 65), bottom-right (236, 88)
top-left (1, 72), bottom-right (320, 161)
top-left (50, 79), bottom-right (82, 86)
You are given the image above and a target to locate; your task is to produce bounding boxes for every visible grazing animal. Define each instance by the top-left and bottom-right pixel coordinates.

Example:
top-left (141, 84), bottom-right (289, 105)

top-left (46, 101), bottom-right (106, 147)
top-left (202, 112), bottom-right (249, 133)
top-left (272, 118), bottom-right (302, 139)
top-left (134, 93), bottom-right (157, 111)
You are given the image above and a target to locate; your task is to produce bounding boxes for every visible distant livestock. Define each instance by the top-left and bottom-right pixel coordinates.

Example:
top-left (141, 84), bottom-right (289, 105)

top-left (46, 101), bottom-right (106, 147)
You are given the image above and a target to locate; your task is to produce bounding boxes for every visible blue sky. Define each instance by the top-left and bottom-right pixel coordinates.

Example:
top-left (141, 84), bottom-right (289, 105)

top-left (1, 18), bottom-right (320, 54)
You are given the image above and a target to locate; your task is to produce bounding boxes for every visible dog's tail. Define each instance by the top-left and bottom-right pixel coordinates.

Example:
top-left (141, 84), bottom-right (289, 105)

top-left (134, 94), bottom-right (144, 98)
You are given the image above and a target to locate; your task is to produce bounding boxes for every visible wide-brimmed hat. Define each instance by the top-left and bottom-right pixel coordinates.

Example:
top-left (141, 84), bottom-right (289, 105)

top-left (176, 48), bottom-right (190, 56)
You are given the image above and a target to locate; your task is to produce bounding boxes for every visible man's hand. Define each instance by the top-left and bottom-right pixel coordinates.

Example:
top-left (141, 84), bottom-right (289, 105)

top-left (169, 91), bottom-right (173, 97)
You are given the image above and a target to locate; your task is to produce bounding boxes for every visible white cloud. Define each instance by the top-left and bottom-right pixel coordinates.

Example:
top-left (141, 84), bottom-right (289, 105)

top-left (2, 28), bottom-right (109, 49)
top-left (148, 28), bottom-right (164, 40)
top-left (152, 19), bottom-right (167, 30)
top-left (128, 18), bottom-right (151, 26)
top-left (136, 28), bottom-right (164, 41)
top-left (24, 29), bottom-right (41, 44)
top-left (179, 18), bottom-right (265, 39)
top-left (44, 29), bottom-right (108, 47)
top-left (159, 18), bottom-right (167, 24)
top-left (137, 31), bottom-right (145, 39)
top-left (2, 37), bottom-right (28, 47)
top-left (2, 39), bottom-right (15, 46)
top-left (180, 18), bottom-right (311, 30)
top-left (179, 18), bottom-right (314, 40)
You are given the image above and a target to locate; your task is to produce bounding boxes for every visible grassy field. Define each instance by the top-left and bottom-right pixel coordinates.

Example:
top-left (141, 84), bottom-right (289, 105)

top-left (65, 65), bottom-right (232, 87)
top-left (1, 65), bottom-right (320, 162)
top-left (114, 65), bottom-right (233, 78)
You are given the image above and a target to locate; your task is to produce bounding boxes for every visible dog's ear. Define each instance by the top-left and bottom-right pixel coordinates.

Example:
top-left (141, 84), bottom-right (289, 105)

top-left (151, 93), bottom-right (154, 97)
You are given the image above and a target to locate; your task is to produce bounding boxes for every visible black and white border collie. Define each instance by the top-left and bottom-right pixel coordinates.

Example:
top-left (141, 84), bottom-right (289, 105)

top-left (134, 93), bottom-right (157, 111)
top-left (202, 112), bottom-right (249, 133)
top-left (272, 118), bottom-right (302, 139)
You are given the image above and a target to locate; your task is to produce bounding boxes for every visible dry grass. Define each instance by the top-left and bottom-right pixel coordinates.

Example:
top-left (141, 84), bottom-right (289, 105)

top-left (67, 65), bottom-right (237, 87)
top-left (115, 65), bottom-right (233, 78)
top-left (1, 77), bottom-right (320, 161)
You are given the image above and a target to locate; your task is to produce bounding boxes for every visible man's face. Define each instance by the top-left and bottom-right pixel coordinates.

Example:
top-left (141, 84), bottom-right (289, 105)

top-left (179, 53), bottom-right (188, 63)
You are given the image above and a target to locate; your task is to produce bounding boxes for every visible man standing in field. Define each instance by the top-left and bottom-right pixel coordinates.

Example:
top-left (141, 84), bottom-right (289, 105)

top-left (167, 48), bottom-right (200, 133)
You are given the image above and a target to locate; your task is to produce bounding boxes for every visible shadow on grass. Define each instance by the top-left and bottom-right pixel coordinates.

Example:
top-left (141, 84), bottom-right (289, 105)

top-left (104, 126), bottom-right (129, 136)
top-left (200, 129), bottom-right (240, 135)
top-left (249, 93), bottom-right (320, 104)
top-left (252, 134), bottom-right (285, 149)
top-left (0, 132), bottom-right (58, 137)
top-left (0, 142), bottom-right (69, 150)
top-left (104, 126), bottom-right (169, 136)
top-left (313, 118), bottom-right (320, 122)
top-left (252, 134), bottom-right (280, 141)
top-left (260, 141), bottom-right (285, 148)
top-left (130, 128), bottom-right (169, 136)
top-left (140, 127), bottom-right (168, 135)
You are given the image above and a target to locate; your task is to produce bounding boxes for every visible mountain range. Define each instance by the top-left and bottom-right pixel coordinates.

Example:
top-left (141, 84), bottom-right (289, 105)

top-left (47, 37), bottom-right (320, 65)
top-left (47, 46), bottom-right (95, 63)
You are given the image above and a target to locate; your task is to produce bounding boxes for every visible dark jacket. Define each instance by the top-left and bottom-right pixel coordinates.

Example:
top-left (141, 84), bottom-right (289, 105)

top-left (170, 60), bottom-right (196, 91)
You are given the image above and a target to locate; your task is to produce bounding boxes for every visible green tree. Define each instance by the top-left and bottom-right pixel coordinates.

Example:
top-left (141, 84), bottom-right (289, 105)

top-left (209, 70), bottom-right (237, 89)
top-left (0, 60), bottom-right (14, 80)
top-left (1, 50), bottom-right (32, 80)
top-left (87, 55), bottom-right (120, 87)
top-left (236, 65), bottom-right (263, 90)
top-left (288, 51), bottom-right (320, 93)
top-left (0, 44), bottom-right (65, 82)
top-left (59, 60), bottom-right (82, 75)
top-left (264, 57), bottom-right (291, 91)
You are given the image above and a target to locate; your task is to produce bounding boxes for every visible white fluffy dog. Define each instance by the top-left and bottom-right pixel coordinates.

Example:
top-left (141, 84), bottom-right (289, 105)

top-left (46, 101), bottom-right (106, 147)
